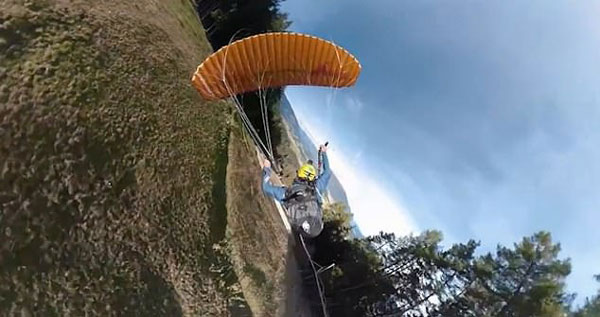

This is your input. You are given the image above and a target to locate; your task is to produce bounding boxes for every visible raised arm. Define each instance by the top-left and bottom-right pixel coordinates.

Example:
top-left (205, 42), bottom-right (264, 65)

top-left (315, 146), bottom-right (331, 193)
top-left (261, 160), bottom-right (287, 202)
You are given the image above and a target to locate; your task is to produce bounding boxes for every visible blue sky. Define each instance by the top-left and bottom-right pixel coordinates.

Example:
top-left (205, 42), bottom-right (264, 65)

top-left (280, 0), bottom-right (600, 304)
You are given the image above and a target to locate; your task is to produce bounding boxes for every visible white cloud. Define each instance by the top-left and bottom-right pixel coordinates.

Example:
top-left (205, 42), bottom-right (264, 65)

top-left (327, 148), bottom-right (419, 237)
top-left (344, 96), bottom-right (364, 116)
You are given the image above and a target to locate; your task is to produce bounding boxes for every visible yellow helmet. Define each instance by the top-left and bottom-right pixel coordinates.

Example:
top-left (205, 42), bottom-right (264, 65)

top-left (297, 162), bottom-right (317, 181)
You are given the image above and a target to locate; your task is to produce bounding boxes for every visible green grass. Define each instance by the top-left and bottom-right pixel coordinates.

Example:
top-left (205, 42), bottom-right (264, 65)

top-left (166, 0), bottom-right (208, 45)
top-left (0, 0), bottom-right (242, 315)
top-left (244, 263), bottom-right (268, 287)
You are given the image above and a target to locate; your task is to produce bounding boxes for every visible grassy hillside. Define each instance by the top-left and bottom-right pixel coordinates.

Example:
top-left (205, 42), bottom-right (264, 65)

top-left (226, 119), bottom-right (316, 316)
top-left (0, 0), bottom-right (248, 315)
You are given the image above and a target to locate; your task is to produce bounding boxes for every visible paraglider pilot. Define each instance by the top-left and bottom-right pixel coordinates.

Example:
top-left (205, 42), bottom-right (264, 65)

top-left (261, 144), bottom-right (331, 238)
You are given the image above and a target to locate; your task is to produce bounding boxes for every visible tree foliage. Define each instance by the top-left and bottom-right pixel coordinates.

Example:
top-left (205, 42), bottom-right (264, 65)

top-left (370, 231), bottom-right (480, 317)
top-left (572, 275), bottom-right (600, 317)
top-left (312, 204), bottom-right (575, 317)
top-left (196, 0), bottom-right (290, 50)
top-left (311, 203), bottom-right (395, 316)
top-left (462, 232), bottom-right (573, 317)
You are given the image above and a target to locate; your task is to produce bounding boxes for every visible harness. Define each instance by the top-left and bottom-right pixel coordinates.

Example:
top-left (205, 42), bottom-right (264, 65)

top-left (283, 179), bottom-right (323, 238)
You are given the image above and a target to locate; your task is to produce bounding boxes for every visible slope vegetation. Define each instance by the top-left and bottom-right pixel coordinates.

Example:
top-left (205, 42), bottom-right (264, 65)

top-left (1, 0), bottom-right (243, 315)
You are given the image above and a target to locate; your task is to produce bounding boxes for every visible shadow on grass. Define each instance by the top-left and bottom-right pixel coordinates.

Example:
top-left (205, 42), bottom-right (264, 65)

top-left (206, 133), bottom-right (253, 315)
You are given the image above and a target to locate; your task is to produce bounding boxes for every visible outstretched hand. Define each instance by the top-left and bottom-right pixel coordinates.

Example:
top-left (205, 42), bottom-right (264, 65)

top-left (262, 159), bottom-right (271, 169)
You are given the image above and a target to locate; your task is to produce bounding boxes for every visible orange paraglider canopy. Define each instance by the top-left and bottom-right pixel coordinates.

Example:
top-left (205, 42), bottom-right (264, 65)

top-left (192, 32), bottom-right (361, 100)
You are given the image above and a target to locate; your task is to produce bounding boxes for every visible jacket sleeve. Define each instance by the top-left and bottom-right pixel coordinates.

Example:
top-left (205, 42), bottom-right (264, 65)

top-left (315, 152), bottom-right (332, 193)
top-left (261, 167), bottom-right (287, 202)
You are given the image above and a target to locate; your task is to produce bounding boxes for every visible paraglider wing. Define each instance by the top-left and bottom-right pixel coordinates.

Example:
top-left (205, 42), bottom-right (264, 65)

top-left (192, 32), bottom-right (362, 100)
